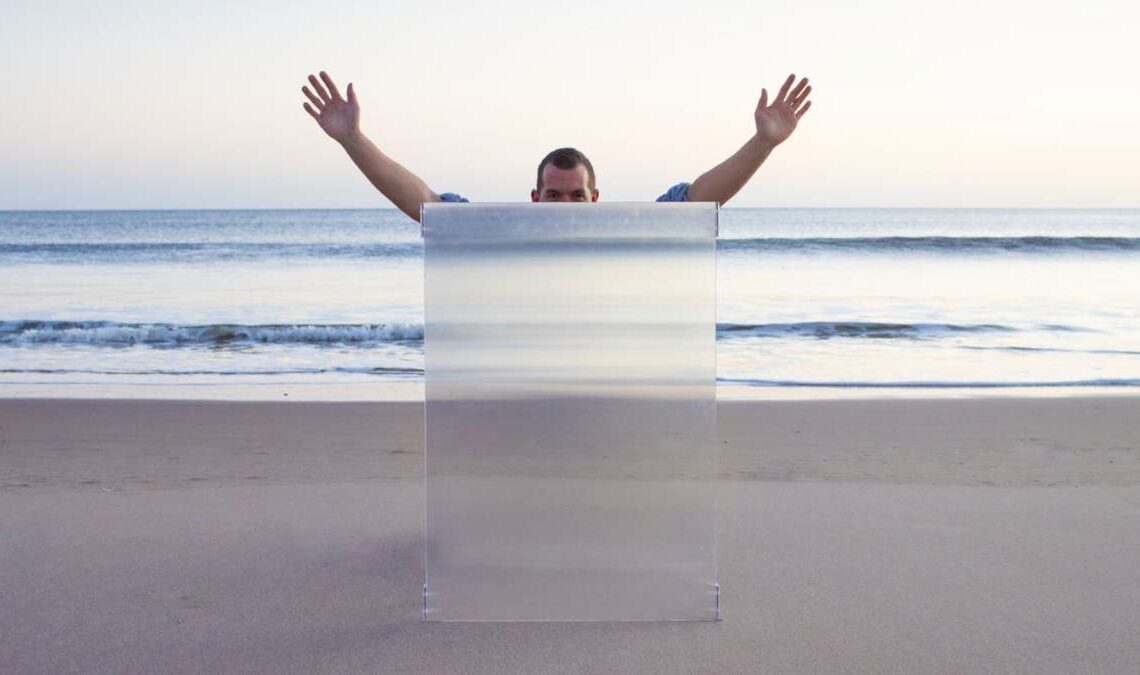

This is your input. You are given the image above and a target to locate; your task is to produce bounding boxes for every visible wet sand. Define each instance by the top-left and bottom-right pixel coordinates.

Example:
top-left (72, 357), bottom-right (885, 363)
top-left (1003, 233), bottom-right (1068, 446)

top-left (2, 397), bottom-right (1139, 673)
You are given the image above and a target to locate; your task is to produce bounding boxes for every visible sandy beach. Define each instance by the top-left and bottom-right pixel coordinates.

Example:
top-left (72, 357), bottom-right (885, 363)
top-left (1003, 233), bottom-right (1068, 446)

top-left (3, 396), bottom-right (1140, 673)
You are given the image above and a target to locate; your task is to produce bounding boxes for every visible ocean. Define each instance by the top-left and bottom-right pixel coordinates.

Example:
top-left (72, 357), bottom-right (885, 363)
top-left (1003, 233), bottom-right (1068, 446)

top-left (2, 208), bottom-right (1138, 400)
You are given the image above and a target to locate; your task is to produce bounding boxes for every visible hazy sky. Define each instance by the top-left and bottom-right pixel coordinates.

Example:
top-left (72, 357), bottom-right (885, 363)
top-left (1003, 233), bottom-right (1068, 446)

top-left (1, 0), bottom-right (1137, 209)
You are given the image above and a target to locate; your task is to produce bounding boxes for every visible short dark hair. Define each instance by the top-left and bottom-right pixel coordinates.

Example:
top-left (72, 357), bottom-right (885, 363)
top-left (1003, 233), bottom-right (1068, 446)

top-left (536, 147), bottom-right (596, 191)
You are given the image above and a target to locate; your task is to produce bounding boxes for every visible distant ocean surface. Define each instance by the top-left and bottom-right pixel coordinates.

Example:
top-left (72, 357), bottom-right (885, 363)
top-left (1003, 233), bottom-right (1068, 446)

top-left (2, 208), bottom-right (1139, 400)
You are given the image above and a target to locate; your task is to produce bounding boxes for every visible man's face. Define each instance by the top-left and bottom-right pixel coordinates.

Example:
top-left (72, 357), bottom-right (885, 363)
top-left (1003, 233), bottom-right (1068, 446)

top-left (531, 164), bottom-right (600, 202)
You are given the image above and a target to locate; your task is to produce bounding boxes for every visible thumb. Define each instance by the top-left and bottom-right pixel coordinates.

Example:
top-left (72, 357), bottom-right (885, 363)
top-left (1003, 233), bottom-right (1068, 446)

top-left (758, 89), bottom-right (768, 108)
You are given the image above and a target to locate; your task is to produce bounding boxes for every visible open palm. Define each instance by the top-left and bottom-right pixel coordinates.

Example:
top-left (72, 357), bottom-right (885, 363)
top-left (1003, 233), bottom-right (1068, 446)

top-left (755, 74), bottom-right (812, 146)
top-left (302, 72), bottom-right (359, 143)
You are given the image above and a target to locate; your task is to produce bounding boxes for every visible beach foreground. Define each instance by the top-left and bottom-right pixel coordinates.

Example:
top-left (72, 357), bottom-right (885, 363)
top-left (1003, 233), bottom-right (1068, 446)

top-left (3, 397), bottom-right (1139, 673)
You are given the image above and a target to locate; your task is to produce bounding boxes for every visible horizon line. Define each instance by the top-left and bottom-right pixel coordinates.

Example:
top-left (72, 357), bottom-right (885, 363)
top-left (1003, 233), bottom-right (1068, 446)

top-left (4, 205), bottom-right (1140, 213)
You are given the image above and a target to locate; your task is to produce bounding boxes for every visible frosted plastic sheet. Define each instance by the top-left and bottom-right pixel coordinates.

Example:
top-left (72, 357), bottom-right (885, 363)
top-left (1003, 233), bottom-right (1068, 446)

top-left (423, 203), bottom-right (718, 621)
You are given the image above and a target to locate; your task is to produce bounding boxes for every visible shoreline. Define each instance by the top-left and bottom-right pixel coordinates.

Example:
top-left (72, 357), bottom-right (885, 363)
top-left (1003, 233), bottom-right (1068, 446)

top-left (4, 381), bottom-right (1140, 402)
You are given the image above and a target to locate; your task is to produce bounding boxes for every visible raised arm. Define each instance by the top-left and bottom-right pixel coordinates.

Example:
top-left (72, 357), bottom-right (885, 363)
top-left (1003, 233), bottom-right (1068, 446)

top-left (302, 71), bottom-right (441, 223)
top-left (686, 74), bottom-right (812, 205)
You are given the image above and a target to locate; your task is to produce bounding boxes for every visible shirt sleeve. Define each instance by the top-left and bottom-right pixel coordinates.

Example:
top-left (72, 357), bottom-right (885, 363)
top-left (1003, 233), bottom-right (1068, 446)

top-left (438, 193), bottom-right (470, 203)
top-left (655, 183), bottom-right (691, 202)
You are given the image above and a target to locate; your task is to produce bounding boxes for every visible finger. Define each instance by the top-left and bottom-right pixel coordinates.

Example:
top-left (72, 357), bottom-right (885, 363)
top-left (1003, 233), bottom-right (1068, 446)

top-left (795, 100), bottom-right (812, 120)
top-left (320, 71), bottom-right (341, 101)
top-left (308, 74), bottom-right (331, 103)
top-left (789, 78), bottom-right (810, 103)
top-left (302, 86), bottom-right (324, 111)
top-left (776, 74), bottom-right (794, 103)
top-left (758, 88), bottom-right (768, 108)
top-left (303, 102), bottom-right (320, 121)
top-left (347, 82), bottom-right (357, 105)
top-left (793, 85), bottom-right (812, 106)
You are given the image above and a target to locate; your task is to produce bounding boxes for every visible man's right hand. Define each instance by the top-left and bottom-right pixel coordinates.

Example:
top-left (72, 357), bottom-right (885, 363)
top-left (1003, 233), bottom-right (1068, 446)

top-left (300, 71), bottom-right (440, 222)
top-left (302, 71), bottom-right (359, 144)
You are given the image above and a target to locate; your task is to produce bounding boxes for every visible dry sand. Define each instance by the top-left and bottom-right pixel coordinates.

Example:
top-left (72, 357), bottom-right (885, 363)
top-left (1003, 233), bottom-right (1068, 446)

top-left (2, 397), bottom-right (1139, 673)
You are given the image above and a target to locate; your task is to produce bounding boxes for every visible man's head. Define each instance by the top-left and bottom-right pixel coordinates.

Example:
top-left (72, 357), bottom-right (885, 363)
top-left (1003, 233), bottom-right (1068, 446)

top-left (531, 147), bottom-right (599, 202)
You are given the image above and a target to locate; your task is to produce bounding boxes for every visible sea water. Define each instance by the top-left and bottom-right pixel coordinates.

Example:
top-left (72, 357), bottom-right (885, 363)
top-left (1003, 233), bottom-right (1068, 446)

top-left (2, 208), bottom-right (1138, 400)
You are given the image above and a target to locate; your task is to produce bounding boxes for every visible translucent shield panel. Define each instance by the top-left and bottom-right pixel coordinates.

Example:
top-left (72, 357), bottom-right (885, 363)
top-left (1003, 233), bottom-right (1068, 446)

top-left (423, 203), bottom-right (717, 621)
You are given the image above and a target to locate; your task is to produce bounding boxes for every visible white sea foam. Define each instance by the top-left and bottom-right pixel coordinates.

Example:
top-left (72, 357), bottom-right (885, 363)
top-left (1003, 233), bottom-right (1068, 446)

top-left (0, 321), bottom-right (424, 346)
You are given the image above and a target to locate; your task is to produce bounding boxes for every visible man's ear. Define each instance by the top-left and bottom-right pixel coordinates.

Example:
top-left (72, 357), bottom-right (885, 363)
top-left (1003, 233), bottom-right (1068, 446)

top-left (590, 190), bottom-right (600, 202)
top-left (531, 189), bottom-right (540, 202)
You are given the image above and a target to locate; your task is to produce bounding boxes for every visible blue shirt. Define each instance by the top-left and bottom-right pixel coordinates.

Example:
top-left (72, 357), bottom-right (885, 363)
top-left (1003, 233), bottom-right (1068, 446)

top-left (438, 182), bottom-right (691, 203)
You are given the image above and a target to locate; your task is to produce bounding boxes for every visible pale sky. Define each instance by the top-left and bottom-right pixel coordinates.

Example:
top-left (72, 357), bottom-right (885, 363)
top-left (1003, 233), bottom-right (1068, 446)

top-left (1, 0), bottom-right (1137, 209)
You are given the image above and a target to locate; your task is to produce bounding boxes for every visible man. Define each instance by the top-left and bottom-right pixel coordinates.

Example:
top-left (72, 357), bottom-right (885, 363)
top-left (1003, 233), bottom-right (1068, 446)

top-left (302, 71), bottom-right (811, 222)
